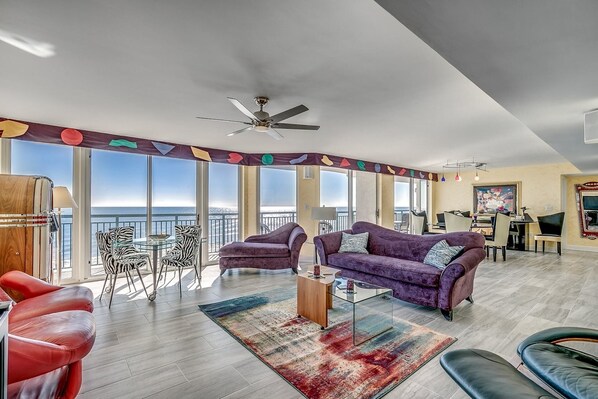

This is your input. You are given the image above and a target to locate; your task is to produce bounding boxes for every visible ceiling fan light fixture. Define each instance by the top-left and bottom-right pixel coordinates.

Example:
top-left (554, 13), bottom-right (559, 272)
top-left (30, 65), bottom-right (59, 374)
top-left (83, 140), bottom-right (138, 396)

top-left (254, 125), bottom-right (269, 133)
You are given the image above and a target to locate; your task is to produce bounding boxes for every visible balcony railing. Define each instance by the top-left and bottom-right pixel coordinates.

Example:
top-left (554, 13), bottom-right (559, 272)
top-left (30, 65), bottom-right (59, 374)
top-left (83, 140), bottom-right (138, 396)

top-left (57, 209), bottom-right (399, 276)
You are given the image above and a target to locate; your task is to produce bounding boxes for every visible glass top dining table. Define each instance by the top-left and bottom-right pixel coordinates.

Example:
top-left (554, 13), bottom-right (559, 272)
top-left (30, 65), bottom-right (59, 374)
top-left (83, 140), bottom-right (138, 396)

top-left (132, 237), bottom-right (176, 301)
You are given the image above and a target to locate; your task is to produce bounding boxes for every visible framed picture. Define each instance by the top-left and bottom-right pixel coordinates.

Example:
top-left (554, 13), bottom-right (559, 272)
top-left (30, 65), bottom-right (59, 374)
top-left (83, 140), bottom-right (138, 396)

top-left (473, 183), bottom-right (518, 214)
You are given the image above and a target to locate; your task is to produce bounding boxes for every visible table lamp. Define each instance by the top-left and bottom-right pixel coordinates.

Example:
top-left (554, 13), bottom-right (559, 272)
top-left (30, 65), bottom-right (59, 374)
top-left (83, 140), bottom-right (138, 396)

top-left (53, 186), bottom-right (77, 285)
top-left (311, 206), bottom-right (338, 235)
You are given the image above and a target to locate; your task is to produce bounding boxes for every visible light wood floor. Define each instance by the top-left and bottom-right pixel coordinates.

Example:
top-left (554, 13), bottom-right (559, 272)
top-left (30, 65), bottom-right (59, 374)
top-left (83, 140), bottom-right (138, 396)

top-left (78, 249), bottom-right (598, 398)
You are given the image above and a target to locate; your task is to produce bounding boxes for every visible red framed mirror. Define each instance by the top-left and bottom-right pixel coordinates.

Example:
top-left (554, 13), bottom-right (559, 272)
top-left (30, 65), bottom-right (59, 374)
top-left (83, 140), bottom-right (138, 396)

top-left (575, 182), bottom-right (598, 238)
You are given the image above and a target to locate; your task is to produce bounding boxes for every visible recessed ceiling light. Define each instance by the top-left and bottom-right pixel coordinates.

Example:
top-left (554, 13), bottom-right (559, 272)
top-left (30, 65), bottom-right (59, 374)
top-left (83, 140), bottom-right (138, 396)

top-left (0, 28), bottom-right (55, 58)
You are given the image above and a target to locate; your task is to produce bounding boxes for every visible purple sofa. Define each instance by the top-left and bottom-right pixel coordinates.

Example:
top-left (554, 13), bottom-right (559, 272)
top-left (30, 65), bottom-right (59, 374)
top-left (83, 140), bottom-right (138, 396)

top-left (314, 222), bottom-right (485, 320)
top-left (219, 222), bottom-right (307, 275)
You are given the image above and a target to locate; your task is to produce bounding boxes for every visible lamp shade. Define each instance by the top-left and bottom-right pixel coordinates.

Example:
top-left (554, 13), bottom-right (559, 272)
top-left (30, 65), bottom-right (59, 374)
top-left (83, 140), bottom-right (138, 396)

top-left (53, 186), bottom-right (77, 209)
top-left (311, 206), bottom-right (337, 221)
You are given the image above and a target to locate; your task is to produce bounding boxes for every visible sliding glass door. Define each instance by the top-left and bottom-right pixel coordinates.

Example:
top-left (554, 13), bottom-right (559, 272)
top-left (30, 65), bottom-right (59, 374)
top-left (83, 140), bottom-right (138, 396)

top-left (90, 150), bottom-right (148, 276)
top-left (152, 156), bottom-right (197, 236)
top-left (260, 166), bottom-right (296, 233)
top-left (320, 167), bottom-right (349, 231)
top-left (208, 163), bottom-right (240, 261)
top-left (394, 177), bottom-right (410, 232)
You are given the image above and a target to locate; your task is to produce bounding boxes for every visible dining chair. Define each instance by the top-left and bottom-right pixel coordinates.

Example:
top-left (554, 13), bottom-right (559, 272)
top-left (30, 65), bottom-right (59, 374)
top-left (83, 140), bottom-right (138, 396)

top-left (400, 212), bottom-right (410, 232)
top-left (534, 212), bottom-right (565, 255)
top-left (96, 230), bottom-right (149, 308)
top-left (485, 212), bottom-right (511, 261)
top-left (411, 214), bottom-right (425, 235)
top-left (444, 212), bottom-right (473, 233)
top-left (158, 225), bottom-right (202, 297)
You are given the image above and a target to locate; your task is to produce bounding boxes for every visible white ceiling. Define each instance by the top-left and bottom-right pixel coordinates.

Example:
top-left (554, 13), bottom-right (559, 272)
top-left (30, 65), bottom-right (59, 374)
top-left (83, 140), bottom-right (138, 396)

top-left (376, 0), bottom-right (598, 173)
top-left (0, 0), bottom-right (566, 172)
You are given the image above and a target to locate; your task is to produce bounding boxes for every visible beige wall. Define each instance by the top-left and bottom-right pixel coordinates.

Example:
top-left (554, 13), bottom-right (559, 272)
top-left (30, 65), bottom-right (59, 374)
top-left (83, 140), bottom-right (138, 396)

top-left (432, 162), bottom-right (579, 250)
top-left (355, 171), bottom-right (377, 223)
top-left (241, 166), bottom-right (258, 238)
top-left (296, 166), bottom-right (321, 257)
top-left (378, 174), bottom-right (395, 229)
top-left (564, 175), bottom-right (598, 251)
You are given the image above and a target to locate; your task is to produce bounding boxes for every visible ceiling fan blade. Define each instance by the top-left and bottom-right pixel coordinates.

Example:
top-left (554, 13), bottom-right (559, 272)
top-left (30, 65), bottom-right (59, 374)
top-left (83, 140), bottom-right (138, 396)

top-left (196, 116), bottom-right (251, 124)
top-left (228, 97), bottom-right (258, 121)
top-left (269, 105), bottom-right (309, 123)
top-left (266, 129), bottom-right (284, 141)
top-left (226, 127), bottom-right (253, 137)
top-left (271, 123), bottom-right (320, 131)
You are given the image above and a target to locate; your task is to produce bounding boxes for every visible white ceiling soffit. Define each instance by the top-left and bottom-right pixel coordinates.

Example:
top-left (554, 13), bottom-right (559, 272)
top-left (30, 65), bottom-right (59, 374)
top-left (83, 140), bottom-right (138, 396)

top-left (375, 0), bottom-right (598, 172)
top-left (0, 1), bottom-right (564, 171)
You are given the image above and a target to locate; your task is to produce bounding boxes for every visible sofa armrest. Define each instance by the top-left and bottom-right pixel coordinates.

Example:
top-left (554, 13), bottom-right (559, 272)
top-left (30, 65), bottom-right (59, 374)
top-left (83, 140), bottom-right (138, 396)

top-left (445, 247), bottom-right (485, 275)
top-left (8, 311), bottom-right (96, 384)
top-left (288, 228), bottom-right (308, 267)
top-left (8, 333), bottom-right (94, 384)
top-left (314, 230), bottom-right (350, 265)
top-left (517, 327), bottom-right (598, 356)
top-left (0, 271), bottom-right (61, 300)
top-left (438, 248), bottom-right (485, 311)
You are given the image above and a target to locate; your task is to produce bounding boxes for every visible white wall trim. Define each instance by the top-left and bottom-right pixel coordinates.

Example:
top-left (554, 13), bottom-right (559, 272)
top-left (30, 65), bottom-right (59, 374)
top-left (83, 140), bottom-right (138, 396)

top-left (564, 244), bottom-right (598, 253)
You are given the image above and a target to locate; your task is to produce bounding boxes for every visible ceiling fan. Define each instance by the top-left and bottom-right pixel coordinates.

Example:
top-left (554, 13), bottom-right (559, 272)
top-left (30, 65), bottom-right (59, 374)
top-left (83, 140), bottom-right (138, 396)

top-left (197, 96), bottom-right (320, 140)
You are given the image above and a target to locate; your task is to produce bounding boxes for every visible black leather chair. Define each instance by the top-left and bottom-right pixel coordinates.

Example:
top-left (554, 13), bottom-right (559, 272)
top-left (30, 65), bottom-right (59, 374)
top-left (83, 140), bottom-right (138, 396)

top-left (440, 327), bottom-right (598, 399)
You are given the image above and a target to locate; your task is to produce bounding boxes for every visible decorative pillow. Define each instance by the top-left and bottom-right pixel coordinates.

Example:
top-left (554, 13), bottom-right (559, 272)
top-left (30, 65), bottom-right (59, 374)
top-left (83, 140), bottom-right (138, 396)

top-left (338, 232), bottom-right (369, 254)
top-left (423, 240), bottom-right (464, 269)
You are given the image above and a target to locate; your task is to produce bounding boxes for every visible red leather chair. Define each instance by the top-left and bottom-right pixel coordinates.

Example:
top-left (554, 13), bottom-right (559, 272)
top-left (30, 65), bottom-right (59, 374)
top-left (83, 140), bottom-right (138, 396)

top-left (0, 271), bottom-right (96, 399)
top-left (0, 271), bottom-right (94, 323)
top-left (8, 311), bottom-right (95, 399)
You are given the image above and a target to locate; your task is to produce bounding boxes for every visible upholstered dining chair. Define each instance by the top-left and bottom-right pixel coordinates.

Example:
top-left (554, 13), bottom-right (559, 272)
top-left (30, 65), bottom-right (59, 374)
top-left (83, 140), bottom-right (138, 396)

top-left (411, 214), bottom-right (425, 235)
top-left (96, 229), bottom-right (149, 308)
top-left (484, 212), bottom-right (511, 261)
top-left (534, 212), bottom-right (565, 255)
top-left (444, 212), bottom-right (472, 233)
top-left (158, 225), bottom-right (202, 297)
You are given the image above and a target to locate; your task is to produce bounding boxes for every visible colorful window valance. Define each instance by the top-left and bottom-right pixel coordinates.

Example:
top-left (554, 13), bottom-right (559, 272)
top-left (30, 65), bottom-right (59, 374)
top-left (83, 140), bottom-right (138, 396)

top-left (0, 118), bottom-right (437, 181)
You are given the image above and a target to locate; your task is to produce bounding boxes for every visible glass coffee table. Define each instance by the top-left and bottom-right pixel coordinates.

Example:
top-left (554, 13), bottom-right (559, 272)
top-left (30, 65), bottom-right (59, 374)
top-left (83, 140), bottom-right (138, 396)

top-left (331, 278), bottom-right (394, 345)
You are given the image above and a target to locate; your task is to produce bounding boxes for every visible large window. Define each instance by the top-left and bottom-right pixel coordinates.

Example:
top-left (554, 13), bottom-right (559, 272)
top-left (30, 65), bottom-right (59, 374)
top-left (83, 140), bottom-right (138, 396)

top-left (152, 156), bottom-right (196, 236)
top-left (90, 150), bottom-right (148, 276)
top-left (11, 140), bottom-right (74, 279)
top-left (320, 167), bottom-right (349, 231)
top-left (260, 166), bottom-right (296, 233)
top-left (394, 177), bottom-right (410, 232)
top-left (208, 163), bottom-right (239, 259)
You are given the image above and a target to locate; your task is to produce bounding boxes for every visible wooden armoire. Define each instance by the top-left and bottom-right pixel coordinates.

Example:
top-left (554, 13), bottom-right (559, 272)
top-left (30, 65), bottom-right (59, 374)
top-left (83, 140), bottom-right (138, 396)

top-left (0, 174), bottom-right (53, 281)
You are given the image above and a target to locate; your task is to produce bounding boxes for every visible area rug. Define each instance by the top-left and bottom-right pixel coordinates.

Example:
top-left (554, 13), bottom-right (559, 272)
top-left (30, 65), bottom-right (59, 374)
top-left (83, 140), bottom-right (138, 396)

top-left (198, 289), bottom-right (455, 399)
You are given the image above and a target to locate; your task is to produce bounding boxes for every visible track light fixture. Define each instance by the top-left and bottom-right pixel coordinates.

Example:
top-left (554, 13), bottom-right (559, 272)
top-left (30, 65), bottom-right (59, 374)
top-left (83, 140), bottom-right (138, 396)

top-left (441, 158), bottom-right (487, 183)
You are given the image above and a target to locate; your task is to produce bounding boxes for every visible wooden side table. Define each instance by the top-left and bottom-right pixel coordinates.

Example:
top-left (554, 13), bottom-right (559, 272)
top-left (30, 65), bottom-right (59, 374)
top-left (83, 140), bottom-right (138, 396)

top-left (296, 265), bottom-right (340, 329)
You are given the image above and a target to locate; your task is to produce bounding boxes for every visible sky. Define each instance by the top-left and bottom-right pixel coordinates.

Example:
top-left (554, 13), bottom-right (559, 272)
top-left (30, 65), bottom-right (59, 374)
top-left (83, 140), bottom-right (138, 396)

top-left (12, 140), bottom-right (356, 209)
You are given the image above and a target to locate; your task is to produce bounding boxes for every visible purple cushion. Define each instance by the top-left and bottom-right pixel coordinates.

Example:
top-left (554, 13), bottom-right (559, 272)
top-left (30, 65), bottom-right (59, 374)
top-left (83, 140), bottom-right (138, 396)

top-left (327, 253), bottom-right (441, 288)
top-left (219, 242), bottom-right (290, 258)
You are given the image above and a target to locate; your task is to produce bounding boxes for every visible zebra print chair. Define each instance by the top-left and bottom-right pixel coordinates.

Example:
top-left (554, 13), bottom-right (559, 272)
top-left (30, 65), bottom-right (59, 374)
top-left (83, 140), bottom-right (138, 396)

top-left (158, 225), bottom-right (202, 297)
top-left (96, 228), bottom-right (150, 308)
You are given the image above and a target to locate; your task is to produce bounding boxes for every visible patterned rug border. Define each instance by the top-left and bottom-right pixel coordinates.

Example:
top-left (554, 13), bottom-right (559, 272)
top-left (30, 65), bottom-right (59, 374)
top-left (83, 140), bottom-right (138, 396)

top-left (198, 288), bottom-right (456, 399)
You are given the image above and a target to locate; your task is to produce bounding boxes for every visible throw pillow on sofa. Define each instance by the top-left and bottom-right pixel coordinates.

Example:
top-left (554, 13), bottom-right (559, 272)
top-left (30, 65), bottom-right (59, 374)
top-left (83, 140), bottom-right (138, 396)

top-left (339, 232), bottom-right (369, 254)
top-left (424, 240), bottom-right (464, 269)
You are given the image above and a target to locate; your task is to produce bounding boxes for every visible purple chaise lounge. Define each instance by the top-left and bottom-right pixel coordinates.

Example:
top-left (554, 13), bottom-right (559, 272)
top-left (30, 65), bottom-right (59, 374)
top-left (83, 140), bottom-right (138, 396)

top-left (219, 222), bottom-right (307, 275)
top-left (314, 221), bottom-right (485, 320)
